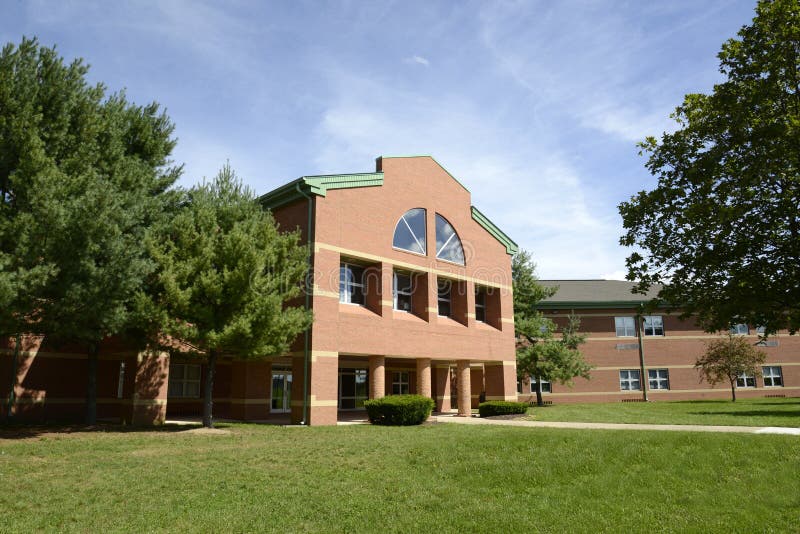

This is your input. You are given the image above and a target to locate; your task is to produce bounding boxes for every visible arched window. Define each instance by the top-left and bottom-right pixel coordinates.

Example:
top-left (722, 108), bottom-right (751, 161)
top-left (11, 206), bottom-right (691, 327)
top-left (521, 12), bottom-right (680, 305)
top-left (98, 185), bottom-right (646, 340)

top-left (392, 208), bottom-right (426, 255)
top-left (435, 214), bottom-right (464, 265)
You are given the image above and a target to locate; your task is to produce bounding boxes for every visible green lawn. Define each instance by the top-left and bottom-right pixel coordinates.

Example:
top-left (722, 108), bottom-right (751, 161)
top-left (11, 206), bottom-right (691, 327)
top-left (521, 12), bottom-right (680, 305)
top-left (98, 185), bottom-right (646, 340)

top-left (0, 423), bottom-right (798, 532)
top-left (525, 397), bottom-right (800, 427)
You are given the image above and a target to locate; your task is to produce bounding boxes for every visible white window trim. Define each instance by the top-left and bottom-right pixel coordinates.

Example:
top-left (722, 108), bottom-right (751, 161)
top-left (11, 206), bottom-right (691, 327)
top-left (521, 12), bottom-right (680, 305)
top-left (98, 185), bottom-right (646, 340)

top-left (339, 262), bottom-right (366, 306)
top-left (647, 369), bottom-right (670, 390)
top-left (615, 316), bottom-right (636, 337)
top-left (393, 271), bottom-right (413, 313)
top-left (642, 315), bottom-right (664, 336)
top-left (762, 366), bottom-right (783, 387)
top-left (736, 372), bottom-right (756, 388)
top-left (619, 369), bottom-right (641, 391)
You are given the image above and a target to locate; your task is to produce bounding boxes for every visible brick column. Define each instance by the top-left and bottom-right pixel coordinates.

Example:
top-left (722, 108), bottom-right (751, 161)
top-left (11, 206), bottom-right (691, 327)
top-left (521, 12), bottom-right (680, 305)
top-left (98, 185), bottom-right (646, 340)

top-left (128, 351), bottom-right (170, 425)
top-left (485, 360), bottom-right (518, 401)
top-left (229, 361), bottom-right (270, 421)
top-left (434, 364), bottom-right (451, 412)
top-left (308, 352), bottom-right (339, 426)
top-left (456, 360), bottom-right (471, 416)
top-left (416, 358), bottom-right (432, 398)
top-left (369, 355), bottom-right (385, 399)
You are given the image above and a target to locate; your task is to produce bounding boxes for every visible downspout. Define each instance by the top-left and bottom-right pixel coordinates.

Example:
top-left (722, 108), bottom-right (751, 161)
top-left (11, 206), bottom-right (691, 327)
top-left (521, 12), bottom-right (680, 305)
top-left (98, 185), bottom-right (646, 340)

top-left (7, 333), bottom-right (20, 419)
top-left (636, 306), bottom-right (648, 402)
top-left (295, 182), bottom-right (313, 425)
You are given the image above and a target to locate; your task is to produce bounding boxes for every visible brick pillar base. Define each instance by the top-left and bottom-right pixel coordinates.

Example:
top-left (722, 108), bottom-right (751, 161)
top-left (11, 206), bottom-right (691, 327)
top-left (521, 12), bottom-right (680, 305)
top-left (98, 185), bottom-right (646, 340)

top-left (434, 364), bottom-right (451, 412)
top-left (128, 351), bottom-right (169, 425)
top-left (369, 355), bottom-right (385, 399)
top-left (308, 352), bottom-right (339, 426)
top-left (456, 360), bottom-right (471, 416)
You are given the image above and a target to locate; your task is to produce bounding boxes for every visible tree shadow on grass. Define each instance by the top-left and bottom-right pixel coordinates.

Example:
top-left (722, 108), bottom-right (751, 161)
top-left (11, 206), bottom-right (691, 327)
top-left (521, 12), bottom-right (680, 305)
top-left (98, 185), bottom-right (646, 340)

top-left (688, 410), bottom-right (800, 419)
top-left (0, 422), bottom-right (231, 440)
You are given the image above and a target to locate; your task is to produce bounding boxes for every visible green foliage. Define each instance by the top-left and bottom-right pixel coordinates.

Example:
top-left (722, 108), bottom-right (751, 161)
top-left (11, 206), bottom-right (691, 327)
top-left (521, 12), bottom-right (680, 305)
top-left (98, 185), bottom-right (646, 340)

top-left (478, 400), bottom-right (529, 417)
top-left (695, 334), bottom-right (767, 401)
top-left (364, 394), bottom-right (435, 425)
top-left (619, 0), bottom-right (800, 335)
top-left (0, 37), bottom-right (180, 423)
top-left (149, 164), bottom-right (312, 426)
top-left (512, 250), bottom-right (593, 406)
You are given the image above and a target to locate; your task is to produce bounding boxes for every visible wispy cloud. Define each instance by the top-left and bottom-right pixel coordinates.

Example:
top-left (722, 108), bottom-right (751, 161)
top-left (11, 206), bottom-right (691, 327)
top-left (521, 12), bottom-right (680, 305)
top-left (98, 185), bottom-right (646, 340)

top-left (404, 55), bottom-right (430, 67)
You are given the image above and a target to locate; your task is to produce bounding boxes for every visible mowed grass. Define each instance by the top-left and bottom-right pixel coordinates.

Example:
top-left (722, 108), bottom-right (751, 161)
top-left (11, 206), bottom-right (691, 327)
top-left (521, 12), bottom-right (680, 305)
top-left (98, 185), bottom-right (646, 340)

top-left (525, 397), bottom-right (800, 427)
top-left (0, 423), bottom-right (798, 533)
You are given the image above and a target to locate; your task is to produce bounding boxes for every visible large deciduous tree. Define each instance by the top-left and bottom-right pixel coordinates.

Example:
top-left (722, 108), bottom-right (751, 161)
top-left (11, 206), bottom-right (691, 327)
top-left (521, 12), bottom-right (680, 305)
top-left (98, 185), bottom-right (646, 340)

top-left (619, 0), bottom-right (800, 335)
top-left (695, 334), bottom-right (767, 401)
top-left (0, 37), bottom-right (180, 423)
top-left (512, 251), bottom-right (592, 407)
top-left (149, 165), bottom-right (312, 428)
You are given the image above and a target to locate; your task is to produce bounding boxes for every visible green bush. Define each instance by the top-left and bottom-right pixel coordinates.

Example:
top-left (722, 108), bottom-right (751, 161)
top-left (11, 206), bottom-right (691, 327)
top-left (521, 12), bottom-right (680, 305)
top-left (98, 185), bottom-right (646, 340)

top-left (364, 394), bottom-right (435, 426)
top-left (478, 401), bottom-right (529, 417)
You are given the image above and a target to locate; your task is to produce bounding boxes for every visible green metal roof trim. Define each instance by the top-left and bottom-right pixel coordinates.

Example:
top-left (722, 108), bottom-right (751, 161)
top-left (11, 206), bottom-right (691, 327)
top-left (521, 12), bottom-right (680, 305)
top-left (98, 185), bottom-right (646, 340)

top-left (471, 206), bottom-right (519, 255)
top-left (380, 155), bottom-right (471, 194)
top-left (259, 172), bottom-right (384, 209)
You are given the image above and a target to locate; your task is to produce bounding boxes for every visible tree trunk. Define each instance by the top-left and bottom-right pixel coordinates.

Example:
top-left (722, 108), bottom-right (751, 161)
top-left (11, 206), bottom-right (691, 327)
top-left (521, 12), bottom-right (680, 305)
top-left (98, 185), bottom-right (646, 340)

top-left (86, 342), bottom-right (99, 425)
top-left (730, 379), bottom-right (737, 402)
top-left (202, 349), bottom-right (217, 428)
top-left (535, 377), bottom-right (544, 407)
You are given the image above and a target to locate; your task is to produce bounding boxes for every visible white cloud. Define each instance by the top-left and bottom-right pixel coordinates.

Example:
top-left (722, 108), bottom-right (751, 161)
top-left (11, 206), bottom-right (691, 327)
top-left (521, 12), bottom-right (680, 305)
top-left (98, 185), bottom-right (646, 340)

top-left (311, 67), bottom-right (624, 279)
top-left (404, 55), bottom-right (430, 67)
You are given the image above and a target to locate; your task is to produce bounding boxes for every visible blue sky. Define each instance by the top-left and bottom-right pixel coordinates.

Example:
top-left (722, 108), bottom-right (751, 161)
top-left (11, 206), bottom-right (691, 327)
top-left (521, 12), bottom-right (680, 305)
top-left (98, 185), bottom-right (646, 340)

top-left (1, 0), bottom-right (757, 279)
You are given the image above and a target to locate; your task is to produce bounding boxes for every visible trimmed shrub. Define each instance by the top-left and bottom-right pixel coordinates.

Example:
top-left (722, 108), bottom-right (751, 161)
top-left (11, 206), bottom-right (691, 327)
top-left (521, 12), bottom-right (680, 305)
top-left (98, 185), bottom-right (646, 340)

top-left (364, 394), bottom-right (435, 426)
top-left (478, 401), bottom-right (529, 417)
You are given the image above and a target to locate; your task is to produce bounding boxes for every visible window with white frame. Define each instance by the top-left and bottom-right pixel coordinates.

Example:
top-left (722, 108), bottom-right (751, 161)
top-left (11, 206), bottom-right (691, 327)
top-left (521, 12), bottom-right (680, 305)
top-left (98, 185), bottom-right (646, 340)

top-left (619, 369), bottom-right (641, 391)
top-left (437, 278), bottom-right (452, 317)
top-left (392, 208), bottom-right (427, 255)
top-left (393, 271), bottom-right (413, 312)
top-left (475, 286), bottom-right (487, 322)
top-left (643, 315), bottom-right (664, 336)
top-left (730, 323), bottom-right (749, 335)
top-left (762, 366), bottom-right (783, 387)
top-left (736, 372), bottom-right (756, 388)
top-left (615, 317), bottom-right (636, 337)
top-left (435, 214), bottom-right (465, 265)
top-left (529, 377), bottom-right (551, 393)
top-left (648, 369), bottom-right (669, 390)
top-left (168, 363), bottom-right (201, 398)
top-left (339, 262), bottom-right (366, 305)
top-left (756, 326), bottom-right (766, 335)
top-left (392, 371), bottom-right (410, 395)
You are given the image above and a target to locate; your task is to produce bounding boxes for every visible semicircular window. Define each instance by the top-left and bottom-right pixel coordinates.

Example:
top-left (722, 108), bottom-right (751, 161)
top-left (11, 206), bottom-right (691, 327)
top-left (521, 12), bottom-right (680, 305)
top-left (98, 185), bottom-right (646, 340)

top-left (392, 208), bottom-right (427, 255)
top-left (435, 214), bottom-right (465, 265)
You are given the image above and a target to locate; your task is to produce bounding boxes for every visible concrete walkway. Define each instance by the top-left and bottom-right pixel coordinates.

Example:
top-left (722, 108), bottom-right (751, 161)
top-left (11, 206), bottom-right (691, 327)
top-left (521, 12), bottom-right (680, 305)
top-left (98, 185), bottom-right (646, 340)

top-left (431, 414), bottom-right (800, 435)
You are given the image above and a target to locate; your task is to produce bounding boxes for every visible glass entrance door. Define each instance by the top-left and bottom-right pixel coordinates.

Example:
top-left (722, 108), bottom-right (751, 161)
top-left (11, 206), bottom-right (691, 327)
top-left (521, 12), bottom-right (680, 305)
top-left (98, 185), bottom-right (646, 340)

top-left (271, 371), bottom-right (292, 413)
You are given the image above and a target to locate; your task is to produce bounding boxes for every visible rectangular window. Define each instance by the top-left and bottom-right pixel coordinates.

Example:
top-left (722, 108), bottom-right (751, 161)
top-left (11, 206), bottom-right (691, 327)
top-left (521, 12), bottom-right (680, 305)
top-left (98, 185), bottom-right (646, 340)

top-left (168, 363), bottom-right (201, 398)
top-left (116, 361), bottom-right (126, 399)
top-left (392, 371), bottom-right (410, 395)
top-left (517, 379), bottom-right (523, 394)
top-left (437, 278), bottom-right (452, 318)
top-left (736, 372), bottom-right (756, 388)
top-left (475, 286), bottom-right (487, 322)
top-left (615, 317), bottom-right (636, 337)
top-left (339, 262), bottom-right (366, 305)
top-left (762, 366), bottom-right (783, 387)
top-left (529, 377), bottom-right (551, 393)
top-left (643, 315), bottom-right (664, 336)
top-left (619, 369), bottom-right (641, 391)
top-left (730, 323), bottom-right (749, 335)
top-left (648, 369), bottom-right (669, 390)
top-left (393, 271), bottom-right (413, 312)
